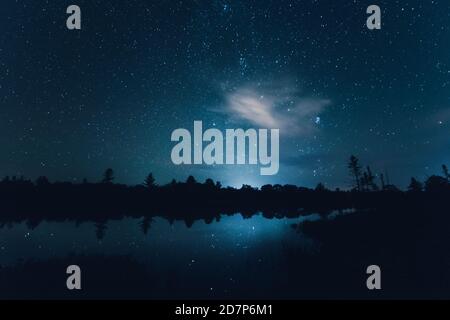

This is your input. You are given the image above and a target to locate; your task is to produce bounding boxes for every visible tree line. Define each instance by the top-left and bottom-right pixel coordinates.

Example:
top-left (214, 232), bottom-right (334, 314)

top-left (2, 155), bottom-right (449, 193)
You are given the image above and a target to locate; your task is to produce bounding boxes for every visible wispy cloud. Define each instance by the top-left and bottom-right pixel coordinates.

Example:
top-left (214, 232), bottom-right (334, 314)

top-left (220, 82), bottom-right (330, 136)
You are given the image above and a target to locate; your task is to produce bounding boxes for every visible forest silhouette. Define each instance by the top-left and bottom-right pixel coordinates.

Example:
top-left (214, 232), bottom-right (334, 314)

top-left (2, 155), bottom-right (450, 299)
top-left (1, 155), bottom-right (449, 233)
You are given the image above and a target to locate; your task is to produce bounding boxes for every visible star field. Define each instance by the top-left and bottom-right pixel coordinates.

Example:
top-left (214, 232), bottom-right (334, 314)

top-left (1, 0), bottom-right (449, 188)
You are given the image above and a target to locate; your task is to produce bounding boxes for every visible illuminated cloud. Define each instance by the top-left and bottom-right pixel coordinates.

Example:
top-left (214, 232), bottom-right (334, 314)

top-left (222, 82), bottom-right (330, 136)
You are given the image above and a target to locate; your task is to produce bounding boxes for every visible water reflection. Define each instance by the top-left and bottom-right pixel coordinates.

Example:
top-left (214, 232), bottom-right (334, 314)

top-left (2, 207), bottom-right (450, 299)
top-left (0, 213), bottom-right (319, 267)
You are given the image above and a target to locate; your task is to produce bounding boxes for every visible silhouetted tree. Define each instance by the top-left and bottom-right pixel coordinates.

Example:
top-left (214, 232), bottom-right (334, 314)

top-left (361, 172), bottom-right (369, 191)
top-left (261, 184), bottom-right (274, 192)
top-left (204, 178), bottom-right (215, 188)
top-left (365, 166), bottom-right (378, 191)
top-left (425, 175), bottom-right (449, 192)
top-left (273, 184), bottom-right (283, 191)
top-left (1, 176), bottom-right (10, 184)
top-left (102, 168), bottom-right (114, 184)
top-left (5, 156), bottom-right (450, 232)
top-left (384, 170), bottom-right (392, 186)
top-left (186, 175), bottom-right (197, 185)
top-left (215, 181), bottom-right (222, 189)
top-left (315, 183), bottom-right (327, 192)
top-left (35, 176), bottom-right (50, 187)
top-left (384, 184), bottom-right (400, 192)
top-left (379, 173), bottom-right (386, 190)
top-left (348, 155), bottom-right (362, 191)
top-left (443, 165), bottom-right (449, 182)
top-left (283, 184), bottom-right (298, 192)
top-left (408, 177), bottom-right (423, 192)
top-left (143, 173), bottom-right (156, 189)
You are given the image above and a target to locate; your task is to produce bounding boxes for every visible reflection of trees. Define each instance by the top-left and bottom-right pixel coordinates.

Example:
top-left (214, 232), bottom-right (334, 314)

top-left (26, 219), bottom-right (41, 230)
top-left (0, 158), bottom-right (449, 237)
top-left (140, 217), bottom-right (153, 235)
top-left (95, 221), bottom-right (107, 240)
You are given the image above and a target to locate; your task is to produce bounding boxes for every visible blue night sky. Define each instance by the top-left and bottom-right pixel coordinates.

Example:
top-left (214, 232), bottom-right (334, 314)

top-left (1, 0), bottom-right (449, 188)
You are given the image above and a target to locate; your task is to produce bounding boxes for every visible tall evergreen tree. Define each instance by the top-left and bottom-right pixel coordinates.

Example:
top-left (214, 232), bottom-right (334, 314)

top-left (379, 173), bottom-right (386, 190)
top-left (348, 155), bottom-right (362, 191)
top-left (408, 177), bottom-right (423, 192)
top-left (102, 168), bottom-right (114, 184)
top-left (186, 175), bottom-right (197, 184)
top-left (366, 166), bottom-right (378, 191)
top-left (443, 164), bottom-right (449, 182)
top-left (144, 173), bottom-right (156, 189)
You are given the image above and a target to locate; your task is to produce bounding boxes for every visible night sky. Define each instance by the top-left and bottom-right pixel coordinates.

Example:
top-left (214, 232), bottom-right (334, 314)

top-left (1, 0), bottom-right (449, 188)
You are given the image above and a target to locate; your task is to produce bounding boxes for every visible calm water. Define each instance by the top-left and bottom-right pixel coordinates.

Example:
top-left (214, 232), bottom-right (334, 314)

top-left (2, 209), bottom-right (438, 299)
top-left (0, 214), bottom-right (320, 266)
top-left (0, 213), bottom-right (324, 298)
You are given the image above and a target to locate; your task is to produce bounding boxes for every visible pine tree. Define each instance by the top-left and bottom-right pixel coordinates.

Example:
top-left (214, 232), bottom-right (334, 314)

top-left (102, 168), bottom-right (114, 184)
top-left (348, 155), bottom-right (362, 191)
top-left (144, 173), bottom-right (156, 189)
top-left (408, 177), bottom-right (423, 192)
top-left (443, 165), bottom-right (449, 182)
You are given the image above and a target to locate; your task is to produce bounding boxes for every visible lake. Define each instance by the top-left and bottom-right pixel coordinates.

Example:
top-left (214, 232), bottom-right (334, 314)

top-left (0, 213), bottom-right (324, 299)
